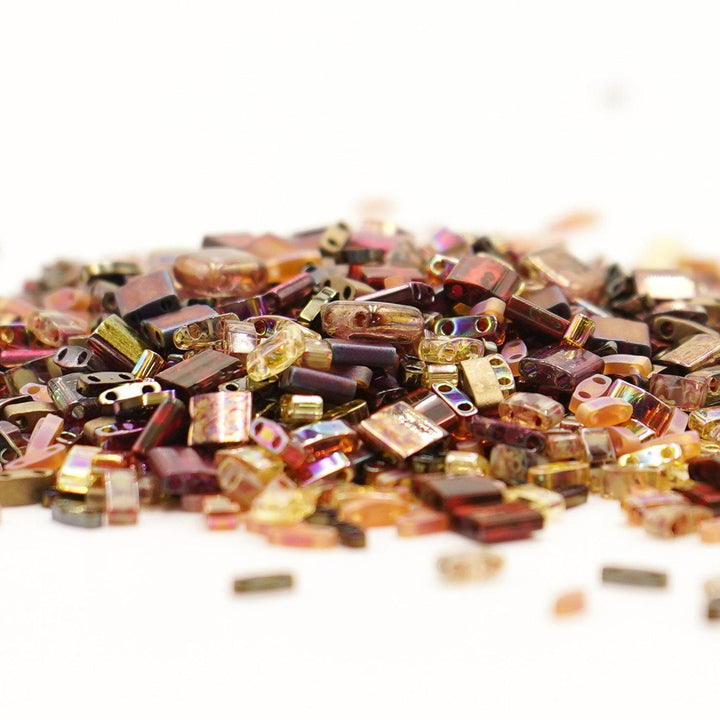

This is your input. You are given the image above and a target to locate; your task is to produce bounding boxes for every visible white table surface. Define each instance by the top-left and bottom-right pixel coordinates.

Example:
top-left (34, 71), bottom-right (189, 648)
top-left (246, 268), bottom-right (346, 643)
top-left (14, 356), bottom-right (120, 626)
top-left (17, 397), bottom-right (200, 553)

top-left (1, 2), bottom-right (720, 718)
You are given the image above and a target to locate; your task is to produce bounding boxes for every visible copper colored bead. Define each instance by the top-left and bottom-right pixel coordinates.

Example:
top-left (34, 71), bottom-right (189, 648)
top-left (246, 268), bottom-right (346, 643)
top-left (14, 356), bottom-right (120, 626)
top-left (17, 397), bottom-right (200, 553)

top-left (173, 247), bottom-right (267, 298)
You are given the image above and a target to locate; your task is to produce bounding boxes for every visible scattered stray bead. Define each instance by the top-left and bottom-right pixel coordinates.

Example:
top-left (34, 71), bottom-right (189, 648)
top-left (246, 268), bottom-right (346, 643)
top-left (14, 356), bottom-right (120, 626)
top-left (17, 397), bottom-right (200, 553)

top-left (233, 574), bottom-right (294, 594)
top-left (601, 566), bottom-right (668, 588)
top-left (437, 550), bottom-right (503, 583)
top-left (553, 590), bottom-right (586, 617)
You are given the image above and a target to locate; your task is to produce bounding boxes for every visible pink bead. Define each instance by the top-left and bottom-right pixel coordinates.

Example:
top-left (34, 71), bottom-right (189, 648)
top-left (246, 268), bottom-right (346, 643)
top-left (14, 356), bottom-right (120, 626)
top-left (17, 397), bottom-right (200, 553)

top-left (173, 247), bottom-right (267, 298)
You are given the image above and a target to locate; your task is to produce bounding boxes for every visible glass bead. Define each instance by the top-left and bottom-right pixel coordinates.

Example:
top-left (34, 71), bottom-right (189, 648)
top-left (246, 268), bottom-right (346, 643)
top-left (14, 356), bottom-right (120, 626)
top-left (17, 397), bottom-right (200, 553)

top-left (27, 310), bottom-right (90, 348)
top-left (601, 464), bottom-right (664, 499)
top-left (458, 356), bottom-right (506, 411)
top-left (500, 338), bottom-right (527, 376)
top-left (568, 374), bottom-right (612, 413)
top-left (233, 574), bottom-right (294, 593)
top-left (527, 461), bottom-right (591, 490)
top-left (618, 443), bottom-right (683, 468)
top-left (436, 549), bottom-right (504, 582)
top-left (505, 295), bottom-right (569, 341)
top-left (246, 322), bottom-right (306, 382)
top-left (444, 252), bottom-right (521, 304)
top-left (173, 247), bottom-right (267, 298)
top-left (433, 315), bottom-right (505, 344)
top-left (396, 507), bottom-right (449, 537)
top-left (675, 483), bottom-right (720, 511)
top-left (0, 468), bottom-right (54, 506)
top-left (222, 320), bottom-right (258, 360)
top-left (249, 485), bottom-right (318, 525)
top-left (421, 363), bottom-right (459, 389)
top-left (489, 443), bottom-right (535, 482)
top-left (699, 517), bottom-right (720, 543)
top-left (89, 314), bottom-right (151, 370)
top-left (147, 446), bottom-right (219, 495)
top-left (320, 301), bottom-right (425, 346)
top-left (156, 348), bottom-right (243, 401)
top-left (648, 373), bottom-right (707, 411)
top-left (660, 333), bottom-right (720, 372)
top-left (498, 391), bottom-right (565, 430)
top-left (337, 494), bottom-right (411, 529)
top-left (601, 566), bottom-right (667, 587)
top-left (520, 246), bottom-right (605, 303)
top-left (575, 397), bottom-right (634, 428)
top-left (450, 501), bottom-right (544, 543)
top-left (603, 354), bottom-right (653, 378)
top-left (544, 431), bottom-right (584, 461)
top-left (688, 407), bottom-right (720, 442)
top-left (417, 336), bottom-right (485, 364)
top-left (562, 313), bottom-right (595, 348)
top-left (104, 469), bottom-right (140, 525)
top-left (553, 590), bottom-right (586, 617)
top-left (265, 522), bottom-right (338, 549)
top-left (51, 498), bottom-right (103, 528)
top-left (621, 489), bottom-right (689, 525)
top-left (519, 344), bottom-right (604, 393)
top-left (444, 451), bottom-right (488, 476)
top-left (503, 483), bottom-right (565, 522)
top-left (216, 445), bottom-right (285, 509)
top-left (202, 495), bottom-right (241, 530)
top-left (471, 416), bottom-right (546, 452)
top-left (412, 473), bottom-right (503, 511)
top-left (588, 316), bottom-right (651, 356)
top-left (187, 391), bottom-right (252, 446)
top-left (294, 451), bottom-right (354, 486)
top-left (279, 367), bottom-right (357, 405)
top-left (642, 504), bottom-right (713, 538)
top-left (358, 401), bottom-right (447, 460)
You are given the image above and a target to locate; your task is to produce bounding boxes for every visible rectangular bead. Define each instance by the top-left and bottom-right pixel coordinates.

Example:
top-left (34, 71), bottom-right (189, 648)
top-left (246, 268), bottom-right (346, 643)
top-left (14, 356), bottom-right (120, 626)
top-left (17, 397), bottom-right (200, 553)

top-left (141, 304), bottom-right (218, 352)
top-left (444, 252), bottom-right (521, 304)
top-left (279, 366), bottom-right (357, 405)
top-left (88, 314), bottom-right (151, 371)
top-left (114, 269), bottom-right (180, 325)
top-left (147, 446), bottom-right (219, 495)
top-left (156, 349), bottom-right (243, 401)
top-left (450, 501), bottom-right (544, 543)
top-left (358, 401), bottom-right (447, 459)
top-left (187, 391), bottom-right (252, 445)
top-left (602, 566), bottom-right (668, 587)
top-left (412, 473), bottom-right (503, 511)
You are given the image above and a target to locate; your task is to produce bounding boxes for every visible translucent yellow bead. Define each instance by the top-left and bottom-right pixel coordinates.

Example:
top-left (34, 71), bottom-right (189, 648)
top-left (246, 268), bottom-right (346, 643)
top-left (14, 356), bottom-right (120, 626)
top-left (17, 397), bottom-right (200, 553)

top-left (503, 484), bottom-right (565, 522)
top-left (498, 391), bottom-right (565, 430)
top-left (528, 461), bottom-right (591, 490)
top-left (417, 336), bottom-right (485, 364)
top-left (246, 322), bottom-right (306, 382)
top-left (248, 484), bottom-right (318, 525)
top-left (444, 451), bottom-right (489, 476)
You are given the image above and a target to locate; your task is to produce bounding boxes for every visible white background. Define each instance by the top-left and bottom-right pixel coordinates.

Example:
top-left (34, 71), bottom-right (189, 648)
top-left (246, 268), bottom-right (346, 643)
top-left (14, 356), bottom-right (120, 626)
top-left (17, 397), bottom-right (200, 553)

top-left (1, 2), bottom-right (720, 718)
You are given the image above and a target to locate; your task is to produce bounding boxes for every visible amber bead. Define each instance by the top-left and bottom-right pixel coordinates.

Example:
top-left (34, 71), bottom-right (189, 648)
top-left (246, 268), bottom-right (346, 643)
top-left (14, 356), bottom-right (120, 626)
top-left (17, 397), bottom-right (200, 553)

top-left (173, 247), bottom-right (267, 298)
top-left (575, 397), bottom-right (633, 428)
